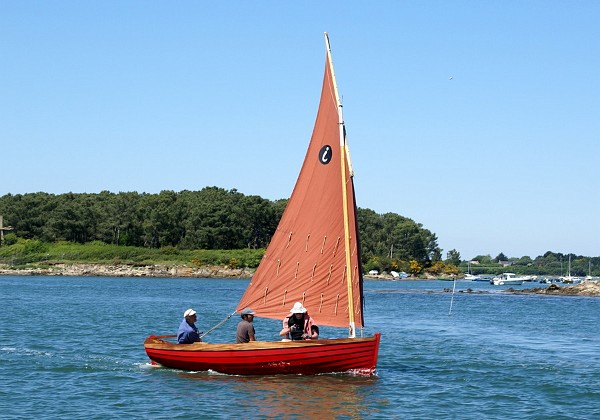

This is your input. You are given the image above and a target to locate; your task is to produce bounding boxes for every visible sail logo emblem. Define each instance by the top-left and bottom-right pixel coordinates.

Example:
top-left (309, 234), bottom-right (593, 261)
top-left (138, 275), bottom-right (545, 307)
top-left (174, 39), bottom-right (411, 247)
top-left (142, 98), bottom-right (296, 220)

top-left (319, 145), bottom-right (332, 165)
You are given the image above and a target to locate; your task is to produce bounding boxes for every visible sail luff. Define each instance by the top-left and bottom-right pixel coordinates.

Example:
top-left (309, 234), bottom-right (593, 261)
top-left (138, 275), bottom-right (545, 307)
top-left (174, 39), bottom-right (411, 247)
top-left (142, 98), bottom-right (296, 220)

top-left (325, 33), bottom-right (356, 338)
top-left (341, 112), bottom-right (356, 338)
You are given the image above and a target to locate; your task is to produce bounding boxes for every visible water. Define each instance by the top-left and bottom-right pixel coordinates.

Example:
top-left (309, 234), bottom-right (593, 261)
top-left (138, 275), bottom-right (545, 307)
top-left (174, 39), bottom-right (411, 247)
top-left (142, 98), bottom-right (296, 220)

top-left (1, 276), bottom-right (599, 419)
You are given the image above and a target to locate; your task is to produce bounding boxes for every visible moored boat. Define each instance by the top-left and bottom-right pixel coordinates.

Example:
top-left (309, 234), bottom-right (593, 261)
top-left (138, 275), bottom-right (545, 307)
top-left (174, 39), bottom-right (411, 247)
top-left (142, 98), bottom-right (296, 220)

top-left (465, 261), bottom-right (481, 281)
top-left (560, 255), bottom-right (582, 283)
top-left (144, 33), bottom-right (381, 375)
top-left (491, 273), bottom-right (527, 285)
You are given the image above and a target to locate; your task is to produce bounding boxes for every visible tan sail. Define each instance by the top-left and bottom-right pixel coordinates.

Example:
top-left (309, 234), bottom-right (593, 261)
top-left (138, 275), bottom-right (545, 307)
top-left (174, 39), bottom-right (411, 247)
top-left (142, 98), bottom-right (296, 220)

top-left (237, 34), bottom-right (364, 330)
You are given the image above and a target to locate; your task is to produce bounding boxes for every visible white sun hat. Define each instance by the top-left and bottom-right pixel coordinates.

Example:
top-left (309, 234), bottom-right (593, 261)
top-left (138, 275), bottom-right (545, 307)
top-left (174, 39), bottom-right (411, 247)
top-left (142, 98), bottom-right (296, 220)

top-left (289, 302), bottom-right (307, 314)
top-left (183, 308), bottom-right (197, 318)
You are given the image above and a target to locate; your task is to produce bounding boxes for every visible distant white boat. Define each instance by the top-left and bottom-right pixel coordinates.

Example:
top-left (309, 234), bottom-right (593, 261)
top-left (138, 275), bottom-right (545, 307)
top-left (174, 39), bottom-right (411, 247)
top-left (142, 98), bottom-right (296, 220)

top-left (491, 273), bottom-right (527, 285)
top-left (585, 260), bottom-right (593, 281)
top-left (465, 262), bottom-right (481, 281)
top-left (561, 255), bottom-right (581, 283)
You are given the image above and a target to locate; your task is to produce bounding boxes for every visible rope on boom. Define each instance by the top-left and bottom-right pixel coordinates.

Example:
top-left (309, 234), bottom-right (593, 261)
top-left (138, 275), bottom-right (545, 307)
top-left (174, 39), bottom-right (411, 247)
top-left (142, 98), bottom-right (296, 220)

top-left (200, 311), bottom-right (237, 340)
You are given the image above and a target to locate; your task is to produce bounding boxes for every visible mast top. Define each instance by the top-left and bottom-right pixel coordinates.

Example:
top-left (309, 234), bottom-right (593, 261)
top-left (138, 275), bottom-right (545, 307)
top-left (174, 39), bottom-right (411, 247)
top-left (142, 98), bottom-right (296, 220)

top-left (323, 33), bottom-right (342, 108)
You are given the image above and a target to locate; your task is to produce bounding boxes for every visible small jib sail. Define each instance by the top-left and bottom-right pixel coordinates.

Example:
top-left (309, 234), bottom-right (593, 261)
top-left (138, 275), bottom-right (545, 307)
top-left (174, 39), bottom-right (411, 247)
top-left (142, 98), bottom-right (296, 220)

top-left (236, 33), bottom-right (364, 337)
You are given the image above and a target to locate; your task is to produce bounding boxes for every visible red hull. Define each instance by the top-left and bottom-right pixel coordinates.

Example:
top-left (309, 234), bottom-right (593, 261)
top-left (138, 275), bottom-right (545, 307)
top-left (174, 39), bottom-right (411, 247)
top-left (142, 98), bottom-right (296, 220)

top-left (144, 333), bottom-right (381, 375)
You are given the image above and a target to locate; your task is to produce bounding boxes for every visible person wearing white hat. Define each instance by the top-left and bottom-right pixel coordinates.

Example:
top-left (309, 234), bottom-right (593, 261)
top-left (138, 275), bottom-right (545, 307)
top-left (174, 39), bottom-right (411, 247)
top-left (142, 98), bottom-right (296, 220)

top-left (177, 308), bottom-right (201, 344)
top-left (279, 302), bottom-right (319, 341)
top-left (236, 307), bottom-right (256, 343)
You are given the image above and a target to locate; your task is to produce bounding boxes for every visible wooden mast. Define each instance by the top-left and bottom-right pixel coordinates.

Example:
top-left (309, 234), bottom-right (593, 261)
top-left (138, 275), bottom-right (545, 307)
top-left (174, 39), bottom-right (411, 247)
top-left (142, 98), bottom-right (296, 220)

top-left (324, 33), bottom-right (356, 338)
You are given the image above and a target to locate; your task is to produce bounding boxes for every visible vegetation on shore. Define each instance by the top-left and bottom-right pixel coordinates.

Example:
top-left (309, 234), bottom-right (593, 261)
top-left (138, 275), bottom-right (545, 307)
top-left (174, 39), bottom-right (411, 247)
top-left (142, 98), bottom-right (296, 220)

top-left (0, 189), bottom-right (445, 276)
top-left (1, 239), bottom-right (598, 279)
top-left (0, 240), bottom-right (263, 271)
top-left (1, 189), bottom-right (598, 278)
top-left (456, 252), bottom-right (600, 278)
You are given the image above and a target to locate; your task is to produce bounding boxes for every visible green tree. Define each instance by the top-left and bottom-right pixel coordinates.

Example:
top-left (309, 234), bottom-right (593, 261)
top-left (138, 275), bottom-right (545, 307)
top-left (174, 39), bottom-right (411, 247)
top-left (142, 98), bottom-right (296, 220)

top-left (515, 256), bottom-right (533, 266)
top-left (473, 255), bottom-right (492, 264)
top-left (494, 252), bottom-right (508, 263)
top-left (357, 209), bottom-right (441, 264)
top-left (445, 249), bottom-right (461, 266)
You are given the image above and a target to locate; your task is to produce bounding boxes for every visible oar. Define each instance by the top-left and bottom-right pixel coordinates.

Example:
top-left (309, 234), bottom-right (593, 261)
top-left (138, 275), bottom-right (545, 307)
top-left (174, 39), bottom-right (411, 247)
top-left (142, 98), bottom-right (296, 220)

top-left (200, 311), bottom-right (237, 340)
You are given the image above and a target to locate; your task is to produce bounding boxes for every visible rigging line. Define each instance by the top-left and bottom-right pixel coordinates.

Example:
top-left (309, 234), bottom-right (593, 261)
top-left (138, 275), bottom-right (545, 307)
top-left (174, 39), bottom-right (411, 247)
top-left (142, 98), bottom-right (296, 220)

top-left (200, 311), bottom-right (237, 340)
top-left (448, 277), bottom-right (457, 316)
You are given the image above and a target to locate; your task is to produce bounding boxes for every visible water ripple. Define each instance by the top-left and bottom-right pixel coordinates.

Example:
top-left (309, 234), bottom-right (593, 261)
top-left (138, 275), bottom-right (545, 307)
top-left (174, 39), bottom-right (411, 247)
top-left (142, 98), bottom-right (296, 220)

top-left (1, 277), bottom-right (599, 419)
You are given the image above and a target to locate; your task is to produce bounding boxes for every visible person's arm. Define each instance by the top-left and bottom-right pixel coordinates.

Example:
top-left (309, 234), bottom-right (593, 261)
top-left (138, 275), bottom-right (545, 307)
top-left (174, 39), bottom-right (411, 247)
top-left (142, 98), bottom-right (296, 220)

top-left (192, 327), bottom-right (202, 342)
top-left (303, 320), bottom-right (319, 340)
top-left (279, 317), bottom-right (291, 337)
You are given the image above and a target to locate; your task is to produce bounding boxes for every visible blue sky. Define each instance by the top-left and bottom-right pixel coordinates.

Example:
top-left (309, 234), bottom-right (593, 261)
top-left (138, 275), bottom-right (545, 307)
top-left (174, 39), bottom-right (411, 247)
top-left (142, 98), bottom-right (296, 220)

top-left (2, 1), bottom-right (598, 260)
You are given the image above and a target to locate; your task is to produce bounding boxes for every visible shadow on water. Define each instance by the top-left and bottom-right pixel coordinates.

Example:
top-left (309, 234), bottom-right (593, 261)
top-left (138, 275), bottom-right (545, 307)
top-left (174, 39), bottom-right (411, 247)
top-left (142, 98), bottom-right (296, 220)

top-left (175, 371), bottom-right (384, 418)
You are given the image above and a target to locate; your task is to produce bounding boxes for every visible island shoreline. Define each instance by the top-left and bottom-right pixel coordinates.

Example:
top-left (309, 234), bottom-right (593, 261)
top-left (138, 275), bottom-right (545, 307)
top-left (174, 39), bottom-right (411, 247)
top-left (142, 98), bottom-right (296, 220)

top-left (0, 263), bottom-right (254, 279)
top-left (2, 263), bottom-right (599, 297)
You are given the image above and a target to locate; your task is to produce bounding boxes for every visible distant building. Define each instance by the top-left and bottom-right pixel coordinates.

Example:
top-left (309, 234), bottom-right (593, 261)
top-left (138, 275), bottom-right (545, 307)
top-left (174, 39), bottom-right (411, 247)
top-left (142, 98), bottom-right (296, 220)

top-left (499, 261), bottom-right (514, 267)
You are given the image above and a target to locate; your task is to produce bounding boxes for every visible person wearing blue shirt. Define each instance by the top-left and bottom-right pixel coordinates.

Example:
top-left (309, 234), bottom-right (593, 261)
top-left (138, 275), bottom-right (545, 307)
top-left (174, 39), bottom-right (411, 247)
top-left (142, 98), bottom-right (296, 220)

top-left (177, 308), bottom-right (201, 344)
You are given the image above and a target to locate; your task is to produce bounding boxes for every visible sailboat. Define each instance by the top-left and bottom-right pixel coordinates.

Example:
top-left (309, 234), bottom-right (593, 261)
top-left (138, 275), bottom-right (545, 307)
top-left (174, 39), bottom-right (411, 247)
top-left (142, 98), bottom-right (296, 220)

top-left (464, 261), bottom-right (481, 281)
top-left (584, 260), bottom-right (593, 281)
top-left (144, 33), bottom-right (381, 375)
top-left (561, 254), bottom-right (581, 284)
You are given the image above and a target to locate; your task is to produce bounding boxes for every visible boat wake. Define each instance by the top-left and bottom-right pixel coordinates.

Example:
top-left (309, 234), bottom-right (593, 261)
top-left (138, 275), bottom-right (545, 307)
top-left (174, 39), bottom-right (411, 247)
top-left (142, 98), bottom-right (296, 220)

top-left (1, 346), bottom-right (53, 357)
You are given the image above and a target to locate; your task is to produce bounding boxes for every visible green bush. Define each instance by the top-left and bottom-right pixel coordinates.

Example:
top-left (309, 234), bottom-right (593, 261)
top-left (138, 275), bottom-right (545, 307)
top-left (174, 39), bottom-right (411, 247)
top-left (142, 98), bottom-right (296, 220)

top-left (2, 233), bottom-right (17, 246)
top-left (0, 240), bottom-right (265, 268)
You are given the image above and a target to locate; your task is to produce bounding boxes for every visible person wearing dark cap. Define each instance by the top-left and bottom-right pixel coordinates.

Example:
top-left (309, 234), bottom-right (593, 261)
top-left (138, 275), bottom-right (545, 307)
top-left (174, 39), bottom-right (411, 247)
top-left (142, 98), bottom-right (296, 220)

top-left (177, 308), bottom-right (201, 344)
top-left (236, 307), bottom-right (256, 343)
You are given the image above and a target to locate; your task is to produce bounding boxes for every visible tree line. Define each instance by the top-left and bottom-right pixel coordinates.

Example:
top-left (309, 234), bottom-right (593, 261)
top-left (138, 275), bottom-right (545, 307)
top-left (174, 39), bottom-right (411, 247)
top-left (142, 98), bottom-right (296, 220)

top-left (0, 188), bottom-right (442, 271)
top-left (460, 251), bottom-right (600, 277)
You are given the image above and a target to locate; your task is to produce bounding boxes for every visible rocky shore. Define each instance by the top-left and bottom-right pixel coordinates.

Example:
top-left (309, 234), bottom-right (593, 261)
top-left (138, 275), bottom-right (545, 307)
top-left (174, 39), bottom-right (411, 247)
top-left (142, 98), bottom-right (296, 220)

top-left (508, 280), bottom-right (600, 297)
top-left (0, 263), bottom-right (254, 279)
top-left (3, 264), bottom-right (599, 296)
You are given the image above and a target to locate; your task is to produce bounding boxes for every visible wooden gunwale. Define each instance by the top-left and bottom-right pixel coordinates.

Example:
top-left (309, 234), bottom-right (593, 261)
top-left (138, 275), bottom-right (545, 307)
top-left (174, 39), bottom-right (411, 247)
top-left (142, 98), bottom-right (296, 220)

top-left (144, 335), bottom-right (378, 351)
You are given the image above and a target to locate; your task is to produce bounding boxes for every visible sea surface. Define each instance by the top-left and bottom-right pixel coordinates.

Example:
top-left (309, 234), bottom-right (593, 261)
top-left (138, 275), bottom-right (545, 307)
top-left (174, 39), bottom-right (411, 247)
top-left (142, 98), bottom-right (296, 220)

top-left (1, 276), bottom-right (599, 419)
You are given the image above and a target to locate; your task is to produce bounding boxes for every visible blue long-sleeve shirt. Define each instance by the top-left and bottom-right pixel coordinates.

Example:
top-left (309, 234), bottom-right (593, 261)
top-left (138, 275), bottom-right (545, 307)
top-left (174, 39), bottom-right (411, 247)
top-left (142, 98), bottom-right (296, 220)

top-left (177, 319), bottom-right (199, 344)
